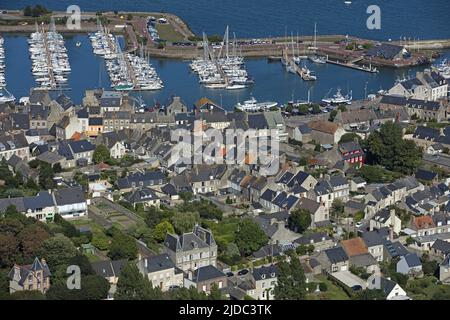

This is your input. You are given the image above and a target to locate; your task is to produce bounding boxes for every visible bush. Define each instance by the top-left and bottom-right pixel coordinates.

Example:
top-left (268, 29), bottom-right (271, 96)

top-left (319, 282), bottom-right (328, 292)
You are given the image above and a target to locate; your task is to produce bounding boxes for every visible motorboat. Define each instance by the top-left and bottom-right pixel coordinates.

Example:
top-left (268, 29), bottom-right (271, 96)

top-left (322, 88), bottom-right (352, 105)
top-left (0, 88), bottom-right (15, 103)
top-left (236, 96), bottom-right (278, 112)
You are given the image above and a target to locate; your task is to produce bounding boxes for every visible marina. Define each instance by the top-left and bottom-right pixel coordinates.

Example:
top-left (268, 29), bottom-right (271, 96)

top-left (28, 17), bottom-right (71, 90)
top-left (89, 21), bottom-right (163, 92)
top-left (190, 27), bottom-right (253, 90)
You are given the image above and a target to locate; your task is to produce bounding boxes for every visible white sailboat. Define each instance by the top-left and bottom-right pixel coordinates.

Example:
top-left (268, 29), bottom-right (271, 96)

top-left (308, 23), bottom-right (327, 64)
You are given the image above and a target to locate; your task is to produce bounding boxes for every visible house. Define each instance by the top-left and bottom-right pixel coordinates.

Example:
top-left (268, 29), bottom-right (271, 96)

top-left (431, 239), bottom-right (450, 258)
top-left (317, 246), bottom-right (350, 273)
top-left (249, 265), bottom-right (278, 300)
top-left (58, 139), bottom-right (96, 166)
top-left (387, 70), bottom-right (448, 101)
top-left (124, 187), bottom-right (160, 209)
top-left (307, 120), bottom-right (346, 145)
top-left (380, 95), bottom-right (446, 122)
top-left (293, 232), bottom-right (334, 252)
top-left (349, 253), bottom-right (380, 274)
top-left (287, 123), bottom-right (312, 143)
top-left (165, 96), bottom-right (188, 115)
top-left (253, 211), bottom-right (298, 244)
top-left (186, 265), bottom-right (227, 294)
top-left (365, 43), bottom-right (405, 60)
top-left (54, 186), bottom-right (87, 219)
top-left (369, 209), bottom-right (402, 235)
top-left (341, 237), bottom-right (368, 258)
top-left (349, 177), bottom-right (367, 192)
top-left (362, 230), bottom-right (385, 262)
top-left (189, 164), bottom-right (228, 195)
top-left (9, 257), bottom-right (51, 294)
top-left (334, 109), bottom-right (378, 131)
top-left (91, 259), bottom-right (127, 299)
top-left (117, 170), bottom-right (167, 192)
top-left (396, 253), bottom-right (423, 276)
top-left (0, 191), bottom-right (56, 222)
top-left (339, 141), bottom-right (364, 166)
top-left (439, 254), bottom-right (450, 284)
top-left (251, 244), bottom-right (283, 261)
top-left (296, 197), bottom-right (329, 227)
top-left (54, 115), bottom-right (83, 140)
top-left (86, 117), bottom-right (104, 137)
top-left (415, 169), bottom-right (438, 184)
top-left (98, 131), bottom-right (128, 159)
top-left (410, 215), bottom-right (436, 237)
top-left (163, 225), bottom-right (218, 272)
top-left (367, 275), bottom-right (410, 300)
top-left (0, 132), bottom-right (30, 161)
top-left (100, 91), bottom-right (124, 113)
top-left (137, 254), bottom-right (184, 292)
top-left (194, 97), bottom-right (225, 114)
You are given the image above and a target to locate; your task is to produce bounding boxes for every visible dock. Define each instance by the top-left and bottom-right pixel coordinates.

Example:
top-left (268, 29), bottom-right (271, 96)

top-left (326, 57), bottom-right (379, 73)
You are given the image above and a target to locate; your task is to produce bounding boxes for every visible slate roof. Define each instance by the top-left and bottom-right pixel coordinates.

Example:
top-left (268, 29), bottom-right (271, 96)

top-left (91, 259), bottom-right (127, 278)
top-left (349, 253), bottom-right (377, 268)
top-left (89, 118), bottom-right (103, 126)
top-left (125, 187), bottom-right (160, 204)
top-left (193, 265), bottom-right (225, 282)
top-left (415, 169), bottom-right (437, 181)
top-left (294, 232), bottom-right (331, 245)
top-left (252, 265), bottom-right (278, 281)
top-left (164, 225), bottom-right (216, 253)
top-left (117, 171), bottom-right (166, 189)
top-left (54, 187), bottom-right (85, 206)
top-left (324, 247), bottom-right (349, 264)
top-left (431, 239), bottom-right (450, 255)
top-left (365, 43), bottom-right (403, 60)
top-left (402, 253), bottom-right (422, 268)
top-left (362, 230), bottom-right (384, 247)
top-left (144, 254), bottom-right (176, 273)
top-left (384, 240), bottom-right (410, 259)
top-left (8, 257), bottom-right (51, 286)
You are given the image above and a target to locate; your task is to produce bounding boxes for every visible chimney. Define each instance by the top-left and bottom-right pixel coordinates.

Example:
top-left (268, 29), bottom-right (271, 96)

top-left (188, 270), bottom-right (193, 281)
top-left (144, 258), bottom-right (148, 268)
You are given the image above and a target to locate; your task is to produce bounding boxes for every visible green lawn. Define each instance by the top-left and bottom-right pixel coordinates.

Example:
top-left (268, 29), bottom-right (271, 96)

top-left (307, 275), bottom-right (351, 300)
top-left (156, 24), bottom-right (185, 42)
top-left (203, 217), bottom-right (240, 245)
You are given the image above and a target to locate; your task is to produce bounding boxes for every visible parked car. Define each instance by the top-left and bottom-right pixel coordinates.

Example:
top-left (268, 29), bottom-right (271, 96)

top-left (226, 272), bottom-right (234, 277)
top-left (237, 269), bottom-right (249, 276)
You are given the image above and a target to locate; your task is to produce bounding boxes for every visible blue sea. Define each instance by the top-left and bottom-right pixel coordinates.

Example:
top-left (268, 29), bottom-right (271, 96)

top-left (1, 1), bottom-right (450, 107)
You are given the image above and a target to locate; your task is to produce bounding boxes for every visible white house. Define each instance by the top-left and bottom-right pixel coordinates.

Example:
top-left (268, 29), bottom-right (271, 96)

top-left (367, 275), bottom-right (410, 300)
top-left (54, 187), bottom-right (87, 219)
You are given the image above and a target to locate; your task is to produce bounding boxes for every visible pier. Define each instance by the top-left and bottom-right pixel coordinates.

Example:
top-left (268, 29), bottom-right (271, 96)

top-left (326, 57), bottom-right (378, 73)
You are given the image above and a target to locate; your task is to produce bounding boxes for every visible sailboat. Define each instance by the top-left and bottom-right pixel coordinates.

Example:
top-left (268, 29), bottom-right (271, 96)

top-left (0, 88), bottom-right (15, 103)
top-left (308, 23), bottom-right (327, 64)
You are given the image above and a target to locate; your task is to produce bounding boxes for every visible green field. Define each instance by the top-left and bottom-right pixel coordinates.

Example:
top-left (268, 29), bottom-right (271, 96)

top-left (307, 275), bottom-right (351, 300)
top-left (156, 23), bottom-right (185, 42)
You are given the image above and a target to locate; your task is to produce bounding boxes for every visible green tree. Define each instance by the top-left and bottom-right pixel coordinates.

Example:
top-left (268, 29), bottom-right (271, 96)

top-left (209, 283), bottom-right (226, 300)
top-left (108, 230), bottom-right (138, 261)
top-left (145, 207), bottom-right (164, 229)
top-left (366, 121), bottom-right (422, 174)
top-left (311, 104), bottom-right (321, 114)
top-left (274, 258), bottom-right (306, 299)
top-left (298, 105), bottom-right (309, 115)
top-left (353, 289), bottom-right (386, 300)
top-left (93, 144), bottom-right (111, 164)
top-left (39, 163), bottom-right (55, 190)
top-left (10, 290), bottom-right (46, 300)
top-left (169, 287), bottom-right (208, 300)
top-left (38, 234), bottom-right (78, 273)
top-left (288, 209), bottom-right (312, 233)
top-left (354, 210), bottom-right (365, 223)
top-left (332, 199), bottom-right (345, 216)
top-left (170, 212), bottom-right (199, 234)
top-left (339, 133), bottom-right (361, 144)
top-left (235, 218), bottom-right (268, 256)
top-left (17, 224), bottom-right (51, 262)
top-left (115, 263), bottom-right (162, 300)
top-left (152, 221), bottom-right (175, 242)
top-left (329, 110), bottom-right (338, 122)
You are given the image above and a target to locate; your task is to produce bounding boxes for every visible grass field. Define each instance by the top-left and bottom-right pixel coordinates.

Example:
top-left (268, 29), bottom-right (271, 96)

top-left (307, 275), bottom-right (351, 300)
top-left (156, 24), bottom-right (185, 42)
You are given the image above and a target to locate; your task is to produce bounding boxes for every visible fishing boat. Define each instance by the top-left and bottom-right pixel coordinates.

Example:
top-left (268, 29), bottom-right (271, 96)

top-left (236, 96), bottom-right (278, 112)
top-left (322, 88), bottom-right (352, 105)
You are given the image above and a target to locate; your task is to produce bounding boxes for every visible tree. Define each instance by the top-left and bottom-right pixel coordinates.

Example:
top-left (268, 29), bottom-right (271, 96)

top-left (311, 104), bottom-right (321, 114)
top-left (298, 105), bottom-right (309, 115)
top-left (23, 5), bottom-right (33, 16)
top-left (169, 287), bottom-right (208, 300)
top-left (10, 290), bottom-right (46, 300)
top-left (38, 234), bottom-right (78, 273)
top-left (235, 218), bottom-right (268, 256)
top-left (145, 207), bottom-right (164, 229)
top-left (170, 212), bottom-right (199, 234)
top-left (93, 144), bottom-right (111, 164)
top-left (353, 289), bottom-right (386, 300)
top-left (68, 254), bottom-right (95, 276)
top-left (17, 224), bottom-right (51, 261)
top-left (108, 230), bottom-right (138, 260)
top-left (365, 121), bottom-right (422, 174)
top-left (354, 210), bottom-right (365, 223)
top-left (329, 110), bottom-right (338, 122)
top-left (339, 133), bottom-right (361, 144)
top-left (0, 233), bottom-right (18, 268)
top-left (274, 258), bottom-right (306, 299)
top-left (152, 221), bottom-right (175, 242)
top-left (4, 205), bottom-right (18, 216)
top-left (288, 209), bottom-right (312, 233)
top-left (81, 275), bottom-right (111, 300)
top-left (332, 199), bottom-right (344, 216)
top-left (209, 283), bottom-right (226, 300)
top-left (53, 163), bottom-right (62, 173)
top-left (115, 263), bottom-right (162, 300)
top-left (39, 163), bottom-right (55, 190)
